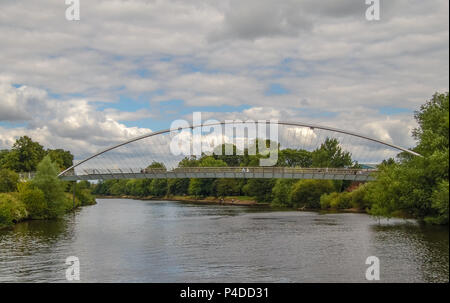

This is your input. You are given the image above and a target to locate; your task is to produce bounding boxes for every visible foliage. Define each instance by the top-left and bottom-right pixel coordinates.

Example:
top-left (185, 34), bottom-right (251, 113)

top-left (215, 179), bottom-right (242, 197)
top-left (277, 149), bottom-right (312, 167)
top-left (0, 169), bottom-right (19, 193)
top-left (312, 138), bottom-right (353, 168)
top-left (2, 136), bottom-right (46, 172)
top-left (30, 155), bottom-right (67, 218)
top-left (289, 179), bottom-right (335, 208)
top-left (243, 179), bottom-right (275, 202)
top-left (17, 183), bottom-right (47, 219)
top-left (367, 92), bottom-right (449, 223)
top-left (167, 179), bottom-right (190, 196)
top-left (73, 182), bottom-right (96, 206)
top-left (0, 193), bottom-right (28, 228)
top-left (47, 149), bottom-right (74, 170)
top-left (271, 179), bottom-right (296, 207)
top-left (150, 179), bottom-right (168, 197)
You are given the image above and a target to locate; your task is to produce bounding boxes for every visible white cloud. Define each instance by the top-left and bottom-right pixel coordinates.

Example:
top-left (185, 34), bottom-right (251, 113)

top-left (0, 83), bottom-right (151, 158)
top-left (0, 0), bottom-right (447, 162)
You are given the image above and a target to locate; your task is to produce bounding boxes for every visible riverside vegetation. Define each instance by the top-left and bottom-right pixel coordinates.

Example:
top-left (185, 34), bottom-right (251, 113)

top-left (1, 93), bottom-right (448, 227)
top-left (0, 139), bottom-right (95, 229)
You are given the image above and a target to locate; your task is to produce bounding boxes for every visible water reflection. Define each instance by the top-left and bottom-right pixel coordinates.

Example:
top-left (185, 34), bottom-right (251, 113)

top-left (0, 199), bottom-right (448, 283)
top-left (0, 215), bottom-right (75, 282)
top-left (370, 222), bottom-right (449, 282)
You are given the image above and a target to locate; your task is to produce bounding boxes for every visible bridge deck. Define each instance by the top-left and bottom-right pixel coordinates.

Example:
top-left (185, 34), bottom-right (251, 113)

top-left (60, 167), bottom-right (376, 181)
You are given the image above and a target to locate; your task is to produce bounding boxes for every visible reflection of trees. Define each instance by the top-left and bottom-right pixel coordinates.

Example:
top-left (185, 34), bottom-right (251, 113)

top-left (2, 214), bottom-right (74, 255)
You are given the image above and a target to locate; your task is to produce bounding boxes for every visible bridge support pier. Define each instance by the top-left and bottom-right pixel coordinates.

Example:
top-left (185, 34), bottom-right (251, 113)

top-left (72, 181), bottom-right (76, 210)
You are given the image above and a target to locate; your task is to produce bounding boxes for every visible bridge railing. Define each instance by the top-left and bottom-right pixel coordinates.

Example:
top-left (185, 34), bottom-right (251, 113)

top-left (65, 167), bottom-right (376, 176)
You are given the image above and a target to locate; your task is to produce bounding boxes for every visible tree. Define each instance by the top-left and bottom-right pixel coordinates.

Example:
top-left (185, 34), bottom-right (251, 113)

top-left (289, 179), bottom-right (335, 208)
top-left (31, 155), bottom-right (67, 218)
top-left (3, 136), bottom-right (46, 172)
top-left (147, 161), bottom-right (166, 169)
top-left (271, 179), bottom-right (296, 207)
top-left (167, 178), bottom-right (190, 196)
top-left (0, 150), bottom-right (9, 168)
top-left (243, 179), bottom-right (275, 202)
top-left (149, 179), bottom-right (168, 197)
top-left (215, 179), bottom-right (241, 197)
top-left (277, 149), bottom-right (313, 167)
top-left (0, 169), bottom-right (19, 193)
top-left (368, 92), bottom-right (449, 223)
top-left (312, 138), bottom-right (353, 168)
top-left (47, 149), bottom-right (74, 170)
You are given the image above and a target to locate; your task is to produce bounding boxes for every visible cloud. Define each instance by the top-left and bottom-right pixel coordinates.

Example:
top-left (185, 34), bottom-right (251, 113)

top-left (0, 83), bottom-right (151, 158)
top-left (0, 0), bottom-right (447, 162)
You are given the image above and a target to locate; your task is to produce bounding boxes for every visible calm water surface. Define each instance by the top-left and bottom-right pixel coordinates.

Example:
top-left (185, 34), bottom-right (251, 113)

top-left (0, 199), bottom-right (448, 282)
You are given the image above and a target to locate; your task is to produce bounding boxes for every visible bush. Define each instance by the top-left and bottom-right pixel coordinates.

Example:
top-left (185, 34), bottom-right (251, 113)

top-left (271, 179), bottom-right (295, 207)
top-left (17, 183), bottom-right (47, 219)
top-left (75, 187), bottom-right (96, 206)
top-left (320, 192), bottom-right (339, 209)
top-left (425, 180), bottom-right (449, 224)
top-left (0, 169), bottom-right (19, 193)
top-left (0, 193), bottom-right (28, 227)
top-left (290, 179), bottom-right (335, 208)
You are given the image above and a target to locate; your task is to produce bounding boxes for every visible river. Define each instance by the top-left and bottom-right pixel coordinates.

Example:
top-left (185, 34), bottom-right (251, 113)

top-left (0, 198), bottom-right (448, 282)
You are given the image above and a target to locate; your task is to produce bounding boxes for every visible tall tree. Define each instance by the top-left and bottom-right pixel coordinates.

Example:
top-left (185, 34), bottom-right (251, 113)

top-left (368, 92), bottom-right (449, 224)
top-left (47, 149), bottom-right (74, 170)
top-left (3, 136), bottom-right (46, 172)
top-left (312, 138), bottom-right (353, 168)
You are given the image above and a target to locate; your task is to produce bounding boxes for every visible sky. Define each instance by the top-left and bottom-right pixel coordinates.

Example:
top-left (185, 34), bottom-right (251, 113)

top-left (0, 0), bottom-right (448, 161)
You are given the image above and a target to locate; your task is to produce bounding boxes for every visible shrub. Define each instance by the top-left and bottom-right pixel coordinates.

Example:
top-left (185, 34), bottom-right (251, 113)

top-left (17, 183), bottom-right (47, 219)
top-left (290, 179), bottom-right (335, 208)
top-left (0, 193), bottom-right (27, 227)
top-left (0, 169), bottom-right (19, 193)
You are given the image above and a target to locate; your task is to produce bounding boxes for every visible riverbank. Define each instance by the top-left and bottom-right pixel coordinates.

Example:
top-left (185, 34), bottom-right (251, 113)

top-left (95, 195), bottom-right (373, 215)
top-left (0, 192), bottom-right (96, 230)
top-left (96, 194), bottom-right (269, 206)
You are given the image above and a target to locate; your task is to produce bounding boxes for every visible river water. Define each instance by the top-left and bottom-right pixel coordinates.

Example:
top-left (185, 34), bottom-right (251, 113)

top-left (0, 199), bottom-right (448, 283)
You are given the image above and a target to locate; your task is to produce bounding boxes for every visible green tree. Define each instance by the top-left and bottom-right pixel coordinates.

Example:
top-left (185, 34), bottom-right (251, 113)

top-left (167, 179), bottom-right (190, 196)
top-left (3, 136), bottom-right (46, 172)
top-left (289, 179), bottom-right (335, 208)
top-left (368, 92), bottom-right (449, 223)
top-left (312, 138), bottom-right (353, 168)
top-left (0, 169), bottom-right (19, 192)
top-left (149, 179), bottom-right (168, 197)
top-left (215, 179), bottom-right (241, 197)
top-left (243, 179), bottom-right (275, 202)
top-left (278, 149), bottom-right (313, 167)
top-left (47, 149), bottom-right (74, 170)
top-left (31, 155), bottom-right (67, 218)
top-left (109, 180), bottom-right (128, 196)
top-left (271, 179), bottom-right (296, 207)
top-left (147, 161), bottom-right (166, 169)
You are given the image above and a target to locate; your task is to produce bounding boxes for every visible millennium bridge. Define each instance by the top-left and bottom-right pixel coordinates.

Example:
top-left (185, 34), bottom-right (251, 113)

top-left (58, 121), bottom-right (420, 181)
